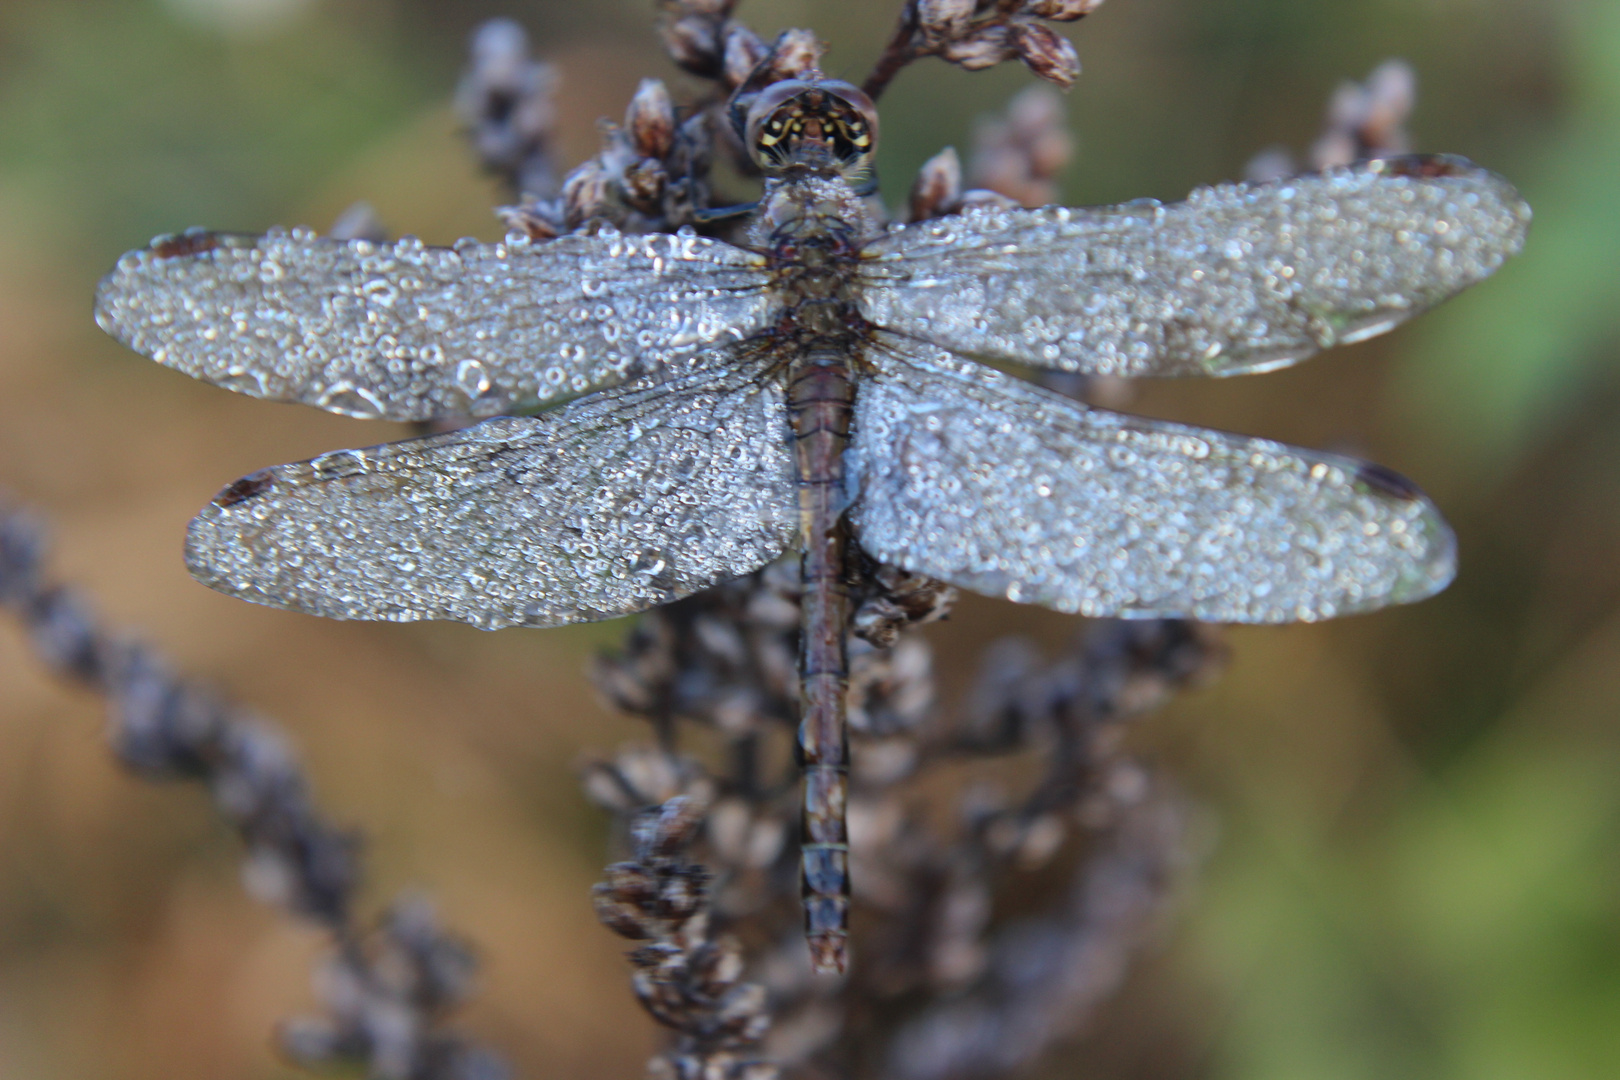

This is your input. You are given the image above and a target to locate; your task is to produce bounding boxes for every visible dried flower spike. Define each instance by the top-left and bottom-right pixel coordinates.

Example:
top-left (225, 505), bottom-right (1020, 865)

top-left (0, 498), bottom-right (504, 1079)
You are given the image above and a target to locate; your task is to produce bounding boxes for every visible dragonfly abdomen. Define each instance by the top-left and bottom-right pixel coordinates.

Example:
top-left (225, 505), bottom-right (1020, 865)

top-left (789, 345), bottom-right (857, 974)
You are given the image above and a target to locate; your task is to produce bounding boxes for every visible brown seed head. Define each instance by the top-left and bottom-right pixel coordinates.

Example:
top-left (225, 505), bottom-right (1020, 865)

top-left (662, 13), bottom-right (723, 76)
top-left (562, 159), bottom-right (612, 228)
top-left (1011, 19), bottom-right (1081, 89)
top-left (1360, 59), bottom-right (1416, 153)
top-left (768, 28), bottom-right (825, 80)
top-left (723, 22), bottom-right (770, 88)
top-left (909, 146), bottom-right (963, 221)
top-left (939, 23), bottom-right (1017, 70)
top-left (494, 201), bottom-right (562, 240)
top-left (627, 78), bottom-right (677, 159)
top-left (918, 0), bottom-right (976, 46)
top-left (1025, 0), bottom-right (1106, 20)
top-left (624, 158), bottom-right (669, 212)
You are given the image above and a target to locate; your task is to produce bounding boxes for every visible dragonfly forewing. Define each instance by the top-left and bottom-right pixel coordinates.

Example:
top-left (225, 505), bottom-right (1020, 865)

top-left (95, 227), bottom-right (773, 421)
top-left (185, 346), bottom-right (799, 629)
top-left (850, 334), bottom-right (1455, 623)
top-left (859, 156), bottom-right (1530, 378)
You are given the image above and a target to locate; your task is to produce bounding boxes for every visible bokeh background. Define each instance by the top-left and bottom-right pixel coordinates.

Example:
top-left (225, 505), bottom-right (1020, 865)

top-left (0, 0), bottom-right (1616, 1077)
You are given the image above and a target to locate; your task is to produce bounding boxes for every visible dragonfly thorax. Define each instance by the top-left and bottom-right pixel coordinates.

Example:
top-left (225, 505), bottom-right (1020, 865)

top-left (753, 173), bottom-right (871, 342)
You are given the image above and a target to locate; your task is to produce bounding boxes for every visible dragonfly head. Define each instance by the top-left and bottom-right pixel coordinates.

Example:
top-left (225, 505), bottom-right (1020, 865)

top-left (743, 79), bottom-right (877, 181)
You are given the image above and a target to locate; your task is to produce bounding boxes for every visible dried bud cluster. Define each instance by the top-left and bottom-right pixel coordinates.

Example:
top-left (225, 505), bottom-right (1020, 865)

top-left (1247, 59), bottom-right (1417, 182)
top-left (866, 620), bottom-right (1222, 1079)
top-left (594, 798), bottom-right (781, 1080)
top-left (763, 28), bottom-right (827, 83)
top-left (480, 0), bottom-right (1097, 244)
top-left (581, 535), bottom-right (1223, 1077)
top-left (906, 146), bottom-right (961, 222)
top-left (328, 200), bottom-right (389, 244)
top-left (852, 563), bottom-right (957, 649)
top-left (867, 0), bottom-right (1103, 100)
top-left (478, 1), bottom-right (840, 240)
top-left (1009, 20), bottom-right (1082, 89)
top-left (591, 560), bottom-right (801, 738)
top-left (918, 0), bottom-right (975, 46)
top-left (1313, 59), bottom-right (1416, 167)
top-left (658, 0), bottom-right (828, 102)
top-left (968, 84), bottom-right (1073, 208)
top-left (0, 499), bottom-right (505, 1080)
top-left (495, 71), bottom-right (718, 238)
top-left (455, 18), bottom-right (560, 200)
top-left (540, 82), bottom-right (712, 234)
top-left (281, 899), bottom-right (504, 1080)
top-left (660, 0), bottom-right (744, 82)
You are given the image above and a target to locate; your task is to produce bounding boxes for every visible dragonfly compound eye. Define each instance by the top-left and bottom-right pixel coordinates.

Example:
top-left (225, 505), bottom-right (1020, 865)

top-left (744, 79), bottom-right (878, 179)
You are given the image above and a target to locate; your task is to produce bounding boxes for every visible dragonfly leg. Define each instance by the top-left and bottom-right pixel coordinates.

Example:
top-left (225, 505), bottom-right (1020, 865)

top-left (693, 200), bottom-right (760, 224)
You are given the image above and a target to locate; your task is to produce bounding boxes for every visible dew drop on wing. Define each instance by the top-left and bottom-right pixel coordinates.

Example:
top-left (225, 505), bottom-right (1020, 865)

top-left (218, 368), bottom-right (269, 396)
top-left (311, 450), bottom-right (366, 481)
top-left (316, 384), bottom-right (386, 419)
top-left (214, 470), bottom-right (275, 508)
top-left (455, 358), bottom-right (492, 400)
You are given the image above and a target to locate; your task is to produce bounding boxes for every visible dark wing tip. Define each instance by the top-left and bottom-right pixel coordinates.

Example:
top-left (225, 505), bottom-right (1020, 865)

top-left (1367, 153), bottom-right (1478, 180)
top-left (94, 229), bottom-right (226, 341)
top-left (213, 469), bottom-right (276, 508)
top-left (1351, 461), bottom-right (1458, 607)
top-left (1354, 460), bottom-right (1426, 502)
top-left (150, 229), bottom-right (222, 260)
top-left (1366, 153), bottom-right (1532, 244)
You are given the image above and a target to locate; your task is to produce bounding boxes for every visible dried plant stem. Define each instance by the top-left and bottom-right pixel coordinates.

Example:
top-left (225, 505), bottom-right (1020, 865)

top-left (0, 499), bottom-right (505, 1080)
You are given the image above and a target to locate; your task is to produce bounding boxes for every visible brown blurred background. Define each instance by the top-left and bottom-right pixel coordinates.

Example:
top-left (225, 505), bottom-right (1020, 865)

top-left (0, 0), bottom-right (1616, 1077)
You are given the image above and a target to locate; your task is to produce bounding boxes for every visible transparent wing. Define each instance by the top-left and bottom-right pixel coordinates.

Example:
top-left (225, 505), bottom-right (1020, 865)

top-left (184, 346), bottom-right (797, 629)
top-left (849, 334), bottom-right (1455, 623)
top-left (859, 156), bottom-right (1529, 378)
top-left (96, 226), bottom-right (772, 421)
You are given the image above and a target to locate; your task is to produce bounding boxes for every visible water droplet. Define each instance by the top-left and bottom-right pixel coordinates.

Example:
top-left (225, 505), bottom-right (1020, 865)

top-left (312, 449), bottom-right (367, 480)
top-left (455, 359), bottom-right (491, 399)
top-left (362, 278), bottom-right (398, 306)
top-left (218, 368), bottom-right (269, 396)
top-left (317, 383), bottom-right (387, 419)
top-left (629, 550), bottom-right (667, 576)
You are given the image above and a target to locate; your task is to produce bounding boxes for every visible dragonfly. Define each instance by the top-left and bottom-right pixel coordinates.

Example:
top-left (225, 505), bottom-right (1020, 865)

top-left (94, 76), bottom-right (1529, 974)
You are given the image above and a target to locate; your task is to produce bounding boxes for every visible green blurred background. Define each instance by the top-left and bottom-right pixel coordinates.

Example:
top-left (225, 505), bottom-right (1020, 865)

top-left (0, 0), bottom-right (1615, 1077)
